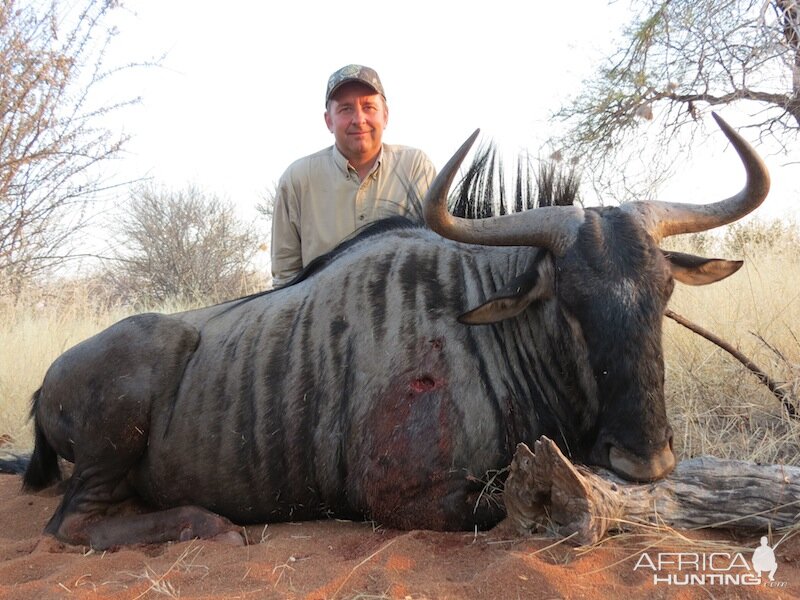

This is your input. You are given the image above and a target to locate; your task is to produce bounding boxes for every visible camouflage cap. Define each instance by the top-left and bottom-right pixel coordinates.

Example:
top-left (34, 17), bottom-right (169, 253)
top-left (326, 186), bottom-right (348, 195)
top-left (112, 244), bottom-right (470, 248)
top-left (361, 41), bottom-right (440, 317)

top-left (325, 64), bottom-right (385, 105)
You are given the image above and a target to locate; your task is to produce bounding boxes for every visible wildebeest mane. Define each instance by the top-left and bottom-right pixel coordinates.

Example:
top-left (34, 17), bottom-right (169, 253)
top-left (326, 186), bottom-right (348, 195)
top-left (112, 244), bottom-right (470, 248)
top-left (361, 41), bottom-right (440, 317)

top-left (449, 143), bottom-right (581, 217)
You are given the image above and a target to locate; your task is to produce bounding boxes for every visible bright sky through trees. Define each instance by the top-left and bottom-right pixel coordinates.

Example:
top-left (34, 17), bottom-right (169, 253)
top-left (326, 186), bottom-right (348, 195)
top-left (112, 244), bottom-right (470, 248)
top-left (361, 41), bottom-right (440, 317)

top-left (100, 0), bottom-right (799, 243)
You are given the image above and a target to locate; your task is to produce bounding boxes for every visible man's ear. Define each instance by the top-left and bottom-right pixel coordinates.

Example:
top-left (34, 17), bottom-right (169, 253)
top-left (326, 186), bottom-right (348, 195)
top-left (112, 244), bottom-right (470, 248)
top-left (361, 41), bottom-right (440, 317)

top-left (663, 250), bottom-right (743, 285)
top-left (324, 110), bottom-right (333, 133)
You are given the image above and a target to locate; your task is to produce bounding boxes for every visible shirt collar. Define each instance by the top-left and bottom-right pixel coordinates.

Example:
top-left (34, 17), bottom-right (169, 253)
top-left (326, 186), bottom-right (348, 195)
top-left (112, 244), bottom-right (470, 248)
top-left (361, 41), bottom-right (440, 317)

top-left (331, 144), bottom-right (384, 179)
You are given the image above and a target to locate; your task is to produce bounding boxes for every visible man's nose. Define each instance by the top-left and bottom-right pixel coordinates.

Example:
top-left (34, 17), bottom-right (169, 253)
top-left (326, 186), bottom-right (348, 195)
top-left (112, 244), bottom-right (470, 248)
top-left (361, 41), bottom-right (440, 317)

top-left (350, 107), bottom-right (366, 123)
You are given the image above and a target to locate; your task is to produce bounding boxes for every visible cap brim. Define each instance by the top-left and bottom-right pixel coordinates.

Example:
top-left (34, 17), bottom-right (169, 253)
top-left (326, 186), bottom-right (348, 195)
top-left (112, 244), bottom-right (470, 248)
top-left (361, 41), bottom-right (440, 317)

top-left (326, 79), bottom-right (383, 103)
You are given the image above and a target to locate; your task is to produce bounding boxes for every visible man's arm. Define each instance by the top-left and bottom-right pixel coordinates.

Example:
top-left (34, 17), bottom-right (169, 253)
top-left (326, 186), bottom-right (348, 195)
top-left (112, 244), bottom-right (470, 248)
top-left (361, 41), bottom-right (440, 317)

top-left (270, 177), bottom-right (303, 288)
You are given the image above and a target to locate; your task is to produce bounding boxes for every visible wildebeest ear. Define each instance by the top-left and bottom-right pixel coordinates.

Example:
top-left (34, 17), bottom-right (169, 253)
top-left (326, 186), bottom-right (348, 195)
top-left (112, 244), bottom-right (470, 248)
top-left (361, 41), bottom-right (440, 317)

top-left (663, 250), bottom-right (743, 286)
top-left (459, 268), bottom-right (553, 325)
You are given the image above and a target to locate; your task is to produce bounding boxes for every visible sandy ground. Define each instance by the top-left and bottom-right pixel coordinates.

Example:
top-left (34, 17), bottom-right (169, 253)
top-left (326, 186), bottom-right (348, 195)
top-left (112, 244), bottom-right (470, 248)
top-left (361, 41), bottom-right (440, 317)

top-left (1, 473), bottom-right (799, 599)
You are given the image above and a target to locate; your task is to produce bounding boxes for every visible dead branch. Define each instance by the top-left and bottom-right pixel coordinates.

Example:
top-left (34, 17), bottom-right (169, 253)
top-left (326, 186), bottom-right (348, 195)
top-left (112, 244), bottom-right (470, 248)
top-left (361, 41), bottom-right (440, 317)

top-left (665, 309), bottom-right (800, 418)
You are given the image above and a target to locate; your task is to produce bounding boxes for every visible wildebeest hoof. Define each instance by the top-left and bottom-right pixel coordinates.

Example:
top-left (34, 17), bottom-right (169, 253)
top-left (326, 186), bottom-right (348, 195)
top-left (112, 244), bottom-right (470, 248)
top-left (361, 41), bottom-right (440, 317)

top-left (178, 519), bottom-right (247, 546)
top-left (210, 530), bottom-right (246, 546)
top-left (172, 506), bottom-right (241, 544)
top-left (179, 524), bottom-right (243, 545)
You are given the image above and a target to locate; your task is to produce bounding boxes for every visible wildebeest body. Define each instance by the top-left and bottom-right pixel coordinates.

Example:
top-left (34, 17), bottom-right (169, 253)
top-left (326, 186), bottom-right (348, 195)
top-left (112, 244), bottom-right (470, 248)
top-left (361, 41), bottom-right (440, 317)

top-left (55, 228), bottom-right (583, 531)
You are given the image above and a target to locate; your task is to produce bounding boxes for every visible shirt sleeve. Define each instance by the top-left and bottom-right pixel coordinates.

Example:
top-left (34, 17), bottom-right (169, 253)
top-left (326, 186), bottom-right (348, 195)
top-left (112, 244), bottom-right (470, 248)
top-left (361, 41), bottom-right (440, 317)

top-left (270, 174), bottom-right (303, 287)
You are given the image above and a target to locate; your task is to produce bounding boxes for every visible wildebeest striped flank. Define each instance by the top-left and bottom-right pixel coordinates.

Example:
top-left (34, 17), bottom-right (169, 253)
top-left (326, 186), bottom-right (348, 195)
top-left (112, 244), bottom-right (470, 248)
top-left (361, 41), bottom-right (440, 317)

top-left (21, 114), bottom-right (769, 548)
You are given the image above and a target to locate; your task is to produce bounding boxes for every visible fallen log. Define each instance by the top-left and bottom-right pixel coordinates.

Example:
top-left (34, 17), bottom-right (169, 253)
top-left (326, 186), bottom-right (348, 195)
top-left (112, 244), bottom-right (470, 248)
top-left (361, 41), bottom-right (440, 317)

top-left (503, 436), bottom-right (800, 546)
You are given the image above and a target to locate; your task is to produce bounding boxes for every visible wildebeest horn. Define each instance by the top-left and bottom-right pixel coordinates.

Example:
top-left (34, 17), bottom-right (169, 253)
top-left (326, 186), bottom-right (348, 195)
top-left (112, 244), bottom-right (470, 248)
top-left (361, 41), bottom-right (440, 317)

top-left (625, 112), bottom-right (771, 241)
top-left (423, 130), bottom-right (584, 256)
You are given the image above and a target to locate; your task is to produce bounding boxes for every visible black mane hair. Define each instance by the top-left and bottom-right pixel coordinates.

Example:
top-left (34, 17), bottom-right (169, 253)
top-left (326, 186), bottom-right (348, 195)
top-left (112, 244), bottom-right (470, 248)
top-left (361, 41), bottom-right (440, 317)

top-left (448, 144), bottom-right (581, 217)
top-left (357, 143), bottom-right (583, 223)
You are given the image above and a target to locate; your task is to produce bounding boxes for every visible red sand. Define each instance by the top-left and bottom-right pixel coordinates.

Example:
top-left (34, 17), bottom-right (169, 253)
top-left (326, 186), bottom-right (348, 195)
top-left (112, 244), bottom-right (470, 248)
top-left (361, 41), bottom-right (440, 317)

top-left (1, 473), bottom-right (798, 599)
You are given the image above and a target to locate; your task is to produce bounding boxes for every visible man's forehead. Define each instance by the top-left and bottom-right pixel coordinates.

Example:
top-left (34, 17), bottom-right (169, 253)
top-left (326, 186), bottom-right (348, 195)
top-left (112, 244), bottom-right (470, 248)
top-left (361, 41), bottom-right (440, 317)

top-left (329, 82), bottom-right (384, 104)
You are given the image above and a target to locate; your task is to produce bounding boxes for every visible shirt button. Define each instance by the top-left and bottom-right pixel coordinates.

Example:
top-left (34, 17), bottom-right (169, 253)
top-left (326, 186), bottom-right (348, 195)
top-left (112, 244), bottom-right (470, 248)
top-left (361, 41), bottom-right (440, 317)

top-left (358, 215), bottom-right (365, 221)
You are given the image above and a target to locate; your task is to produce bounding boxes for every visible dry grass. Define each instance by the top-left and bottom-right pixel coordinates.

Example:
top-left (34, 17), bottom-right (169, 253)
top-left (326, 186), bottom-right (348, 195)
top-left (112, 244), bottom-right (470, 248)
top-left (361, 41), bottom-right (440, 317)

top-left (124, 540), bottom-right (208, 598)
top-left (0, 284), bottom-right (123, 449)
top-left (0, 280), bottom-right (196, 450)
top-left (663, 248), bottom-right (800, 466)
top-left (574, 517), bottom-right (800, 572)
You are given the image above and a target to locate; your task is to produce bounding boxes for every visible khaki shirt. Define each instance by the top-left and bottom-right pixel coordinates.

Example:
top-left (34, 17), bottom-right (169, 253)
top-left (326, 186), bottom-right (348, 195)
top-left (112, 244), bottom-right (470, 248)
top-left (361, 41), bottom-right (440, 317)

top-left (270, 144), bottom-right (436, 286)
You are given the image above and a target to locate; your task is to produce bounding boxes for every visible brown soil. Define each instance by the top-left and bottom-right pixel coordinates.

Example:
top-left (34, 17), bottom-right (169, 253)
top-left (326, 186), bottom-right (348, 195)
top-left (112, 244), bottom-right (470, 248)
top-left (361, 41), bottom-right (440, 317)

top-left (1, 474), bottom-right (798, 599)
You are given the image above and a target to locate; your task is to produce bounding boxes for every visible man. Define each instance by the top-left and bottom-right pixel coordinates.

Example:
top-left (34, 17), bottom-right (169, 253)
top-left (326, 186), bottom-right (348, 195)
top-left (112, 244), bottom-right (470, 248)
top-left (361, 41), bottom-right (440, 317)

top-left (270, 64), bottom-right (436, 287)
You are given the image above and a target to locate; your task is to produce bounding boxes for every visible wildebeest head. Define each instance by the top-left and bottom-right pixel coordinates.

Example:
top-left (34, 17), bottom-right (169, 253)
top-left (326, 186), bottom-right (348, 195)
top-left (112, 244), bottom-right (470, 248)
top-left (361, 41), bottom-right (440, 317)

top-left (423, 113), bottom-right (770, 482)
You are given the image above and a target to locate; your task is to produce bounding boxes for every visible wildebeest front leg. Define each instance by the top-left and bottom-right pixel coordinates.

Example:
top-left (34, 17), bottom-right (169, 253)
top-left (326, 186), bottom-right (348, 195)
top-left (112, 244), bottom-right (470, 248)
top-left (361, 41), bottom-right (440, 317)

top-left (56, 503), bottom-right (243, 550)
top-left (45, 465), bottom-right (244, 549)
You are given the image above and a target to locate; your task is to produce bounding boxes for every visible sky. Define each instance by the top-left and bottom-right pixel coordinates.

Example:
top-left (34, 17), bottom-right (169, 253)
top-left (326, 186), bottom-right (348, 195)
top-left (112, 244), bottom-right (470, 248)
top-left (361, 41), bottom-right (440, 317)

top-left (91, 0), bottom-right (799, 257)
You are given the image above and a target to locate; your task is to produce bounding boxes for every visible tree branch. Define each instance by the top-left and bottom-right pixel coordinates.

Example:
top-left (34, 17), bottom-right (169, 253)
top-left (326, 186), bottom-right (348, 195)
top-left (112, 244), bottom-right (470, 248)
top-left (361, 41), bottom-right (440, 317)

top-left (665, 309), bottom-right (799, 418)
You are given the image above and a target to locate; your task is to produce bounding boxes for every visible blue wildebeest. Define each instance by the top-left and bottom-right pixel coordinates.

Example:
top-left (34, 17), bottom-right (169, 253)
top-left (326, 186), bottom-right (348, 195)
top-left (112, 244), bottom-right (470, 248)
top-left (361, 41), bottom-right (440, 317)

top-left (20, 114), bottom-right (768, 549)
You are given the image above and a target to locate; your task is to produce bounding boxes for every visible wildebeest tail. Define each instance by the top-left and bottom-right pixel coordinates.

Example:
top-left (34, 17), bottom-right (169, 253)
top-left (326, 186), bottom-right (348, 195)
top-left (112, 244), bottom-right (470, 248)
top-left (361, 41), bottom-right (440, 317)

top-left (22, 388), bottom-right (61, 490)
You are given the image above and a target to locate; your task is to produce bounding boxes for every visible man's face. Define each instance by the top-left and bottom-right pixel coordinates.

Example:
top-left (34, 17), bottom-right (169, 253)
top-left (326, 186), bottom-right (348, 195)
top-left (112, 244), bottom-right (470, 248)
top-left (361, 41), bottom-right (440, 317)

top-left (324, 82), bottom-right (388, 163)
